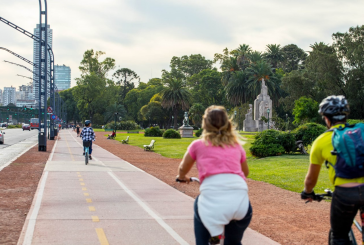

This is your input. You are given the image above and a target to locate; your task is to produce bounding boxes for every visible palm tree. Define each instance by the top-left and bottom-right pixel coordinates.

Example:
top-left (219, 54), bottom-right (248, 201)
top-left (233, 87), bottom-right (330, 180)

top-left (264, 44), bottom-right (284, 71)
top-left (246, 60), bottom-right (282, 103)
top-left (225, 71), bottom-right (249, 105)
top-left (104, 103), bottom-right (127, 124)
top-left (161, 79), bottom-right (192, 129)
top-left (221, 56), bottom-right (239, 85)
top-left (248, 51), bottom-right (263, 64)
top-left (189, 103), bottom-right (205, 128)
top-left (235, 44), bottom-right (252, 70)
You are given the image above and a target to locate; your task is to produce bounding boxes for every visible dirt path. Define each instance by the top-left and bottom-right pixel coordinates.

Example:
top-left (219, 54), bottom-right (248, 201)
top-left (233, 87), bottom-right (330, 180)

top-left (95, 132), bottom-right (333, 245)
top-left (0, 139), bottom-right (55, 245)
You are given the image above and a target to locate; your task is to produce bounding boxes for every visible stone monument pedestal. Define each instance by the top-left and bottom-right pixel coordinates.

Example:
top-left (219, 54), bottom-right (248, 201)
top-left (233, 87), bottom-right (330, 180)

top-left (179, 126), bottom-right (194, 138)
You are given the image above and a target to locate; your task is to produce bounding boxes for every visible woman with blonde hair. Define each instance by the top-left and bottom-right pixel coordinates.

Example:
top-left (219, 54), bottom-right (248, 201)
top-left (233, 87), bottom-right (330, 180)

top-left (177, 105), bottom-right (252, 245)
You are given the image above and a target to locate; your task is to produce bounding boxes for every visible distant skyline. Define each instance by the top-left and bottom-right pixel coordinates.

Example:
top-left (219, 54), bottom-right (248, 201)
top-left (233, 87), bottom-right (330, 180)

top-left (1, 0), bottom-right (363, 89)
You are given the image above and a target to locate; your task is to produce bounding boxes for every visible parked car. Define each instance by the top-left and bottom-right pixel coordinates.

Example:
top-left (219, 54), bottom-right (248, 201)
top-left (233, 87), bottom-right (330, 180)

top-left (0, 130), bottom-right (5, 144)
top-left (22, 124), bottom-right (31, 131)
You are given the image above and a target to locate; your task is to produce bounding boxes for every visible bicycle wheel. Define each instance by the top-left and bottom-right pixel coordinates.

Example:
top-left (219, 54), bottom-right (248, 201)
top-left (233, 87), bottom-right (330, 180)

top-left (348, 229), bottom-right (357, 245)
top-left (85, 148), bottom-right (89, 165)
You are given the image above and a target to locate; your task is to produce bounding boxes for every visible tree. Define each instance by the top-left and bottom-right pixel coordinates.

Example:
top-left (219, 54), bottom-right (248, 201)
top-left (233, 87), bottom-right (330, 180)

top-left (264, 44), bottom-right (284, 70)
top-left (161, 79), bottom-right (192, 129)
top-left (332, 25), bottom-right (364, 118)
top-left (59, 87), bottom-right (80, 123)
top-left (189, 103), bottom-right (205, 128)
top-left (79, 49), bottom-right (115, 78)
top-left (292, 96), bottom-right (320, 125)
top-left (104, 103), bottom-right (127, 124)
top-left (113, 68), bottom-right (139, 101)
top-left (225, 71), bottom-right (249, 105)
top-left (280, 44), bottom-right (307, 73)
top-left (165, 54), bottom-right (213, 80)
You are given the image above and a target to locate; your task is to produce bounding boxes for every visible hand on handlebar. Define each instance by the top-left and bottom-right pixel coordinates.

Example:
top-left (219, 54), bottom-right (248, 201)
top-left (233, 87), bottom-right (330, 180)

top-left (301, 190), bottom-right (316, 202)
top-left (176, 175), bottom-right (190, 183)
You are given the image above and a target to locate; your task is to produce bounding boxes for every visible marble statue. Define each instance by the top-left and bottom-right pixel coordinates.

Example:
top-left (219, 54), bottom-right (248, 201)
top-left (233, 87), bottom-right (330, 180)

top-left (243, 104), bottom-right (257, 132)
top-left (179, 111), bottom-right (193, 137)
top-left (182, 111), bottom-right (190, 127)
top-left (253, 79), bottom-right (272, 131)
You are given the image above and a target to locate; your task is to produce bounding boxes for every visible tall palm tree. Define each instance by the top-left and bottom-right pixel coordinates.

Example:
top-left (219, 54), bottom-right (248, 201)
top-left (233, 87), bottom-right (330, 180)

top-left (225, 71), bottom-right (249, 105)
top-left (248, 51), bottom-right (263, 64)
top-left (221, 56), bottom-right (239, 85)
top-left (264, 44), bottom-right (284, 71)
top-left (189, 103), bottom-right (205, 128)
top-left (161, 79), bottom-right (192, 129)
top-left (246, 60), bottom-right (282, 102)
top-left (235, 44), bottom-right (252, 70)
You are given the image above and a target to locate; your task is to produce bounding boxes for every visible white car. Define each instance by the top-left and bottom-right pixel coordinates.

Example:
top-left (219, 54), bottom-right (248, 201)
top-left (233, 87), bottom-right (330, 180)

top-left (0, 130), bottom-right (5, 144)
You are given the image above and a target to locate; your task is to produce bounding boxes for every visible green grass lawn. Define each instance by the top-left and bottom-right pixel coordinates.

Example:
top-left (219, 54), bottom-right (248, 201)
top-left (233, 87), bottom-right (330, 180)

top-left (111, 133), bottom-right (332, 193)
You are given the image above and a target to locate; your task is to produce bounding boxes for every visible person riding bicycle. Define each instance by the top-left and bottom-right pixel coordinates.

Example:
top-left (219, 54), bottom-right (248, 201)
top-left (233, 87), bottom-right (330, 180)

top-left (176, 105), bottom-right (252, 245)
top-left (80, 120), bottom-right (95, 160)
top-left (301, 95), bottom-right (364, 245)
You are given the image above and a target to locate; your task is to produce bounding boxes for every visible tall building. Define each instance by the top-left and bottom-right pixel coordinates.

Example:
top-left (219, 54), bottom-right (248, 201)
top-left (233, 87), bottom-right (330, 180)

top-left (55, 65), bottom-right (71, 90)
top-left (0, 89), bottom-right (2, 105)
top-left (33, 24), bottom-right (53, 103)
top-left (19, 84), bottom-right (33, 100)
top-left (3, 86), bottom-right (16, 106)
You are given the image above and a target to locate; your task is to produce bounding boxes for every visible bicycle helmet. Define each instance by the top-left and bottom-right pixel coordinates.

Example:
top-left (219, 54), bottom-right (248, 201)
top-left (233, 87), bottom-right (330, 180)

top-left (318, 95), bottom-right (349, 121)
top-left (85, 120), bottom-right (91, 126)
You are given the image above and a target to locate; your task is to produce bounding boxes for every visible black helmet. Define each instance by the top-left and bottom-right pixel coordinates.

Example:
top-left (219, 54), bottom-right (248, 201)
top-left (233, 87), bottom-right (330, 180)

top-left (85, 120), bottom-right (91, 126)
top-left (318, 95), bottom-right (350, 120)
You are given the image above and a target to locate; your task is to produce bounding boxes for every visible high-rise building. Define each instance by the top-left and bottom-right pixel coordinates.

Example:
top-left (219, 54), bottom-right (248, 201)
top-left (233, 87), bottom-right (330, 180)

top-left (3, 86), bottom-right (16, 106)
top-left (0, 89), bottom-right (2, 105)
top-left (19, 84), bottom-right (33, 100)
top-left (55, 65), bottom-right (71, 90)
top-left (33, 24), bottom-right (53, 103)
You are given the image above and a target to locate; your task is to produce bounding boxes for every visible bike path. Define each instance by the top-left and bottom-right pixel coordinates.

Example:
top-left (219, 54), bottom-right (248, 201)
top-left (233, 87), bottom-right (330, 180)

top-left (17, 130), bottom-right (279, 245)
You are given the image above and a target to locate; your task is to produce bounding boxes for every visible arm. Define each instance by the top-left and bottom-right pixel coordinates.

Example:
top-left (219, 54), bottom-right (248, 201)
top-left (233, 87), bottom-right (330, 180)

top-left (241, 159), bottom-right (249, 177)
top-left (176, 151), bottom-right (195, 183)
top-left (304, 164), bottom-right (321, 193)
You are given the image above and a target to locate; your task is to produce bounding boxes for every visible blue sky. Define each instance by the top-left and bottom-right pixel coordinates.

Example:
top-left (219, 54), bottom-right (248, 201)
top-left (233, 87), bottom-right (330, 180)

top-left (0, 0), bottom-right (363, 89)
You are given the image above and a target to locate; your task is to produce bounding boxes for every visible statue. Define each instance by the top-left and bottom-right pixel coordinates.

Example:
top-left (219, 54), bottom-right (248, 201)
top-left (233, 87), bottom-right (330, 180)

top-left (182, 111), bottom-right (190, 127)
top-left (246, 104), bottom-right (253, 120)
top-left (243, 104), bottom-right (257, 132)
top-left (253, 78), bottom-right (273, 131)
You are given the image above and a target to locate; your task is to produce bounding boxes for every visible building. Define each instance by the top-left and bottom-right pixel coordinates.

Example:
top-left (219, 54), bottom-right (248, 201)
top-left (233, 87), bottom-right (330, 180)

top-left (0, 89), bottom-right (2, 105)
top-left (16, 100), bottom-right (36, 108)
top-left (3, 86), bottom-right (16, 106)
top-left (33, 24), bottom-right (53, 103)
top-left (55, 65), bottom-right (71, 91)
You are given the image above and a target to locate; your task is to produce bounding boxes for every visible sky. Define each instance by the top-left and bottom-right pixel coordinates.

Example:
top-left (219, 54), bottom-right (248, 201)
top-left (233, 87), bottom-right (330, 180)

top-left (0, 0), bottom-right (363, 90)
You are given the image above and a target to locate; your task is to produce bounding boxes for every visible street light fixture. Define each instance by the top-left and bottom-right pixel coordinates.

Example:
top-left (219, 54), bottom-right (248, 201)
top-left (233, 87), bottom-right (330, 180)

top-left (234, 110), bottom-right (237, 130)
top-left (286, 114), bottom-right (288, 131)
top-left (267, 108), bottom-right (270, 129)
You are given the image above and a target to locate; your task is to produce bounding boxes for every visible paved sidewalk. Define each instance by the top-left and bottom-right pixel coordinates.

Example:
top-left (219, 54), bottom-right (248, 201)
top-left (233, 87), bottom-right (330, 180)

top-left (17, 130), bottom-right (279, 245)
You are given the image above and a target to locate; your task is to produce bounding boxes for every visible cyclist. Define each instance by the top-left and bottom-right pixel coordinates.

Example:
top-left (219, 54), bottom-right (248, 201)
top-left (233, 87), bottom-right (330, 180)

top-left (80, 120), bottom-right (95, 160)
top-left (176, 105), bottom-right (252, 245)
top-left (301, 95), bottom-right (364, 245)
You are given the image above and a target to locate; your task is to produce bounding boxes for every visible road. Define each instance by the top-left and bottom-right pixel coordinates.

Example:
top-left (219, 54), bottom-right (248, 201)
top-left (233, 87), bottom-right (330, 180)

top-left (0, 128), bottom-right (39, 170)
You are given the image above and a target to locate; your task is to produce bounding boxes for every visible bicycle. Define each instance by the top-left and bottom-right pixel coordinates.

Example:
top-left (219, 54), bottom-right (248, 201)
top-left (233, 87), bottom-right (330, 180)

top-left (176, 177), bottom-right (225, 245)
top-left (83, 140), bottom-right (91, 165)
top-left (310, 189), bottom-right (363, 245)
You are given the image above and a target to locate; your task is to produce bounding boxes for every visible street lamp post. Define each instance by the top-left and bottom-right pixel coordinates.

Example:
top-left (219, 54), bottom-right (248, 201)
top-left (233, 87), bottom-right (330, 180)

top-left (286, 114), bottom-right (288, 131)
top-left (114, 112), bottom-right (118, 132)
top-left (234, 110), bottom-right (237, 130)
top-left (267, 108), bottom-right (270, 129)
top-left (171, 115), bottom-right (174, 128)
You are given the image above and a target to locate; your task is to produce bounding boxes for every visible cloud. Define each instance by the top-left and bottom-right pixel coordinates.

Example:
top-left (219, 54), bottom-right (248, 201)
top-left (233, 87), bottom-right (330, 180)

top-left (0, 0), bottom-right (363, 89)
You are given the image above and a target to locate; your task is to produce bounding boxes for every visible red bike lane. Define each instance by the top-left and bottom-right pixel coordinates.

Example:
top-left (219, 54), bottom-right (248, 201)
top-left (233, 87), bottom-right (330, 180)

top-left (17, 130), bottom-right (279, 245)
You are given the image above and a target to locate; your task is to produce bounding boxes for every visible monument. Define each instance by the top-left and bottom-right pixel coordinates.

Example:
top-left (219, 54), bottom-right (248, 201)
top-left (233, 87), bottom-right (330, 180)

top-left (243, 79), bottom-right (273, 132)
top-left (179, 112), bottom-right (194, 137)
top-left (243, 104), bottom-right (257, 132)
top-left (254, 79), bottom-right (272, 131)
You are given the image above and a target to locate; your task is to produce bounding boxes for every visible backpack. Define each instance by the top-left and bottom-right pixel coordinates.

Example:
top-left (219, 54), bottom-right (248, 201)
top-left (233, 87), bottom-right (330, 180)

top-left (326, 123), bottom-right (364, 179)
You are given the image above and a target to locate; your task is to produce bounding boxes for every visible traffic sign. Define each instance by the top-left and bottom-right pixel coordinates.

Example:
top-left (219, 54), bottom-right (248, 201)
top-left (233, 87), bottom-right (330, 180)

top-left (47, 106), bottom-right (53, 113)
top-left (51, 114), bottom-right (56, 120)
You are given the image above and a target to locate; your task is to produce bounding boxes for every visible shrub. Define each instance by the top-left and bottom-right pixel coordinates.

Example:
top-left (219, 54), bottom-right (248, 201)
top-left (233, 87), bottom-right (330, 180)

top-left (250, 143), bottom-right (285, 158)
top-left (195, 128), bottom-right (203, 137)
top-left (163, 129), bottom-right (181, 139)
top-left (292, 123), bottom-right (326, 147)
top-left (105, 121), bottom-right (140, 130)
top-left (250, 130), bottom-right (286, 157)
top-left (347, 119), bottom-right (364, 125)
top-left (145, 126), bottom-right (163, 137)
top-left (278, 132), bottom-right (296, 153)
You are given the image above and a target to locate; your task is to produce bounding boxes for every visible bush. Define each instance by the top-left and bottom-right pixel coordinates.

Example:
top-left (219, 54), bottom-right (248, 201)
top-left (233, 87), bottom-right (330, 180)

top-left (250, 143), bottom-right (285, 158)
top-left (195, 128), bottom-right (203, 137)
top-left (278, 132), bottom-right (296, 153)
top-left (105, 121), bottom-right (140, 130)
top-left (163, 129), bottom-right (181, 139)
top-left (347, 119), bottom-right (364, 125)
top-left (250, 130), bottom-right (286, 157)
top-left (292, 123), bottom-right (326, 147)
top-left (145, 126), bottom-right (163, 137)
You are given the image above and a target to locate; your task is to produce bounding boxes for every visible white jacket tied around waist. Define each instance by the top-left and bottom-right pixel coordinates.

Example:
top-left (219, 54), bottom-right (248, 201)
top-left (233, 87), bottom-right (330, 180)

top-left (198, 173), bottom-right (249, 237)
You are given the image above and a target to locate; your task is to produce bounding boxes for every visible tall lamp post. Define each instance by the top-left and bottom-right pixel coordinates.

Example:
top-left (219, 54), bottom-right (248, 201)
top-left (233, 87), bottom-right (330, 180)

top-left (267, 108), bottom-right (270, 129)
top-left (286, 114), bottom-right (288, 131)
top-left (114, 112), bottom-right (118, 132)
top-left (234, 110), bottom-right (237, 130)
top-left (172, 115), bottom-right (174, 128)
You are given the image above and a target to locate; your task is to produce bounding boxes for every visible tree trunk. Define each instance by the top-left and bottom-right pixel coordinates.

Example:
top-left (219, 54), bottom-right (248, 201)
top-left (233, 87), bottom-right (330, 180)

top-left (173, 107), bottom-right (178, 129)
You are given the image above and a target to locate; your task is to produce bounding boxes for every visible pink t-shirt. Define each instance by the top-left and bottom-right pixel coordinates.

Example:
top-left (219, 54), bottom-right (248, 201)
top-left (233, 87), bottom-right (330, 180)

top-left (188, 139), bottom-right (246, 183)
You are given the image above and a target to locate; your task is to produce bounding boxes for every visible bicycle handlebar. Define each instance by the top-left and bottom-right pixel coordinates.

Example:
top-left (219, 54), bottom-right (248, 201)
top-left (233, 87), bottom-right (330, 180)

top-left (176, 177), bottom-right (200, 183)
top-left (307, 189), bottom-right (333, 203)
